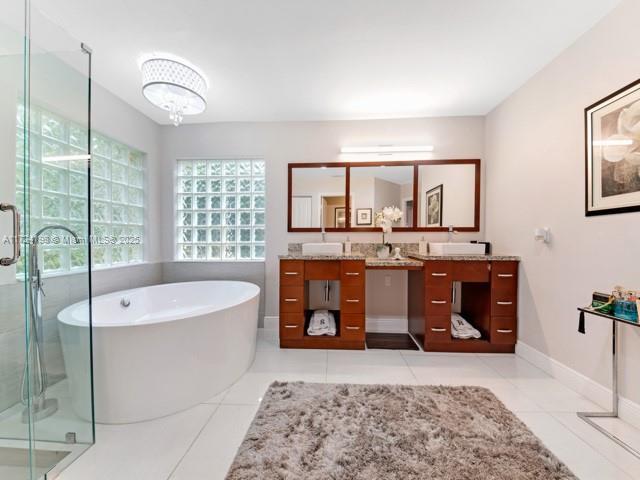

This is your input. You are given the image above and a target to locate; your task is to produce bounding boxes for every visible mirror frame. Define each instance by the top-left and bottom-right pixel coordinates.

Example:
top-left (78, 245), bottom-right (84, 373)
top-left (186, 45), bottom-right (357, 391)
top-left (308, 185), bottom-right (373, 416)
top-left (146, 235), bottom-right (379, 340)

top-left (287, 159), bottom-right (480, 232)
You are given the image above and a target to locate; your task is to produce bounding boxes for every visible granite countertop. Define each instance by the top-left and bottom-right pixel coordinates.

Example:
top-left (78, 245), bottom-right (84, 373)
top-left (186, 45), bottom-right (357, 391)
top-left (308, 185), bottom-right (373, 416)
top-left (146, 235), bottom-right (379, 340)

top-left (279, 254), bottom-right (367, 260)
top-left (409, 253), bottom-right (520, 262)
top-left (365, 257), bottom-right (424, 268)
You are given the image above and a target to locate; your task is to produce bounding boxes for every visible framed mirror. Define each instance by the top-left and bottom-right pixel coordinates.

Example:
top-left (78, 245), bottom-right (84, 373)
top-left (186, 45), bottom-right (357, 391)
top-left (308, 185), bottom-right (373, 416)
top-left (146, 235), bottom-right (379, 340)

top-left (349, 164), bottom-right (415, 230)
top-left (287, 159), bottom-right (480, 232)
top-left (417, 160), bottom-right (480, 231)
top-left (288, 164), bottom-right (347, 231)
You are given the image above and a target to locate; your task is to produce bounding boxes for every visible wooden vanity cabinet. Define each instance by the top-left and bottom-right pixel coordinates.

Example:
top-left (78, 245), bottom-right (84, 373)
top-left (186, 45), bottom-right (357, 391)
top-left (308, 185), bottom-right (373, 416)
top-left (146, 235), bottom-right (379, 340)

top-left (409, 260), bottom-right (519, 353)
top-left (279, 259), bottom-right (366, 350)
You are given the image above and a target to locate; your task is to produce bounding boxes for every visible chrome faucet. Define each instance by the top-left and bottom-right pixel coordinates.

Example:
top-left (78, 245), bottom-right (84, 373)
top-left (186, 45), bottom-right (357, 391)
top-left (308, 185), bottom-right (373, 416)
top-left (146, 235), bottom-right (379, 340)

top-left (31, 225), bottom-right (80, 294)
top-left (447, 225), bottom-right (458, 243)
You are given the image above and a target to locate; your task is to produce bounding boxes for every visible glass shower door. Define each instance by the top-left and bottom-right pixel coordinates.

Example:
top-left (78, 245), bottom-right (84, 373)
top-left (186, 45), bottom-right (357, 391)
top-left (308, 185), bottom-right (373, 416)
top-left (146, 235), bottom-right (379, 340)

top-left (0, 2), bottom-right (95, 479)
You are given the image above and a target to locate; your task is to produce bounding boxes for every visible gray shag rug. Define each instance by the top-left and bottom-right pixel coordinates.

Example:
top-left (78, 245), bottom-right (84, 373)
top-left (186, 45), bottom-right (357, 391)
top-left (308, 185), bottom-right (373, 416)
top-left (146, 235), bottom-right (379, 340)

top-left (226, 382), bottom-right (577, 480)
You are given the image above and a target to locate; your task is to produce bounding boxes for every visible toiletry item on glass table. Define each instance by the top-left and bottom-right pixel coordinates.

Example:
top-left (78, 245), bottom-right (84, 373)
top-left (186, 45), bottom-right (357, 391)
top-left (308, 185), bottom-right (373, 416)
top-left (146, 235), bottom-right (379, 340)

top-left (612, 286), bottom-right (639, 322)
top-left (591, 287), bottom-right (639, 322)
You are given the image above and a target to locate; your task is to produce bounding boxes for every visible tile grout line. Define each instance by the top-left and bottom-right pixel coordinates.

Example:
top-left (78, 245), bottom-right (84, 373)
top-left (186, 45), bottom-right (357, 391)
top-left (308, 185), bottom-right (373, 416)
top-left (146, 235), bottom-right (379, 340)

top-left (474, 353), bottom-right (547, 412)
top-left (399, 351), bottom-right (420, 384)
top-left (520, 410), bottom-right (634, 480)
top-left (548, 411), bottom-right (640, 478)
top-left (165, 403), bottom-right (223, 480)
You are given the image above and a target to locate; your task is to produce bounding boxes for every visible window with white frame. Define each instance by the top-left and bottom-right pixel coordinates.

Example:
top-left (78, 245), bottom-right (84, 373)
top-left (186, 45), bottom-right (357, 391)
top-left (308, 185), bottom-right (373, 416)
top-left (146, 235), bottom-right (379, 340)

top-left (175, 158), bottom-right (266, 261)
top-left (15, 104), bottom-right (146, 275)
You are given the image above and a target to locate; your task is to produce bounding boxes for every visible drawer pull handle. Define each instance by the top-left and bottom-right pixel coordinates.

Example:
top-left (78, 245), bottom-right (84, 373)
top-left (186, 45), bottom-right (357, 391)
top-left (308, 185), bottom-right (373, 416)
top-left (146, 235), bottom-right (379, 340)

top-left (346, 326), bottom-right (361, 330)
top-left (496, 329), bottom-right (513, 334)
top-left (497, 273), bottom-right (513, 278)
top-left (431, 327), bottom-right (447, 332)
top-left (496, 301), bottom-right (513, 306)
top-left (431, 300), bottom-right (447, 304)
top-left (346, 299), bottom-right (360, 303)
top-left (431, 272), bottom-right (447, 277)
top-left (284, 298), bottom-right (298, 303)
top-left (284, 325), bottom-right (298, 329)
top-left (345, 272), bottom-right (360, 276)
top-left (284, 272), bottom-right (299, 276)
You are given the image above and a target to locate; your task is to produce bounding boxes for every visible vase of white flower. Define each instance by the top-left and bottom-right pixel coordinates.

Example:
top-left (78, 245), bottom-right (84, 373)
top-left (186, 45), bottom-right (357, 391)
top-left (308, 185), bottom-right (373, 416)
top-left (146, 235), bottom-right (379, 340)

top-left (374, 206), bottom-right (403, 259)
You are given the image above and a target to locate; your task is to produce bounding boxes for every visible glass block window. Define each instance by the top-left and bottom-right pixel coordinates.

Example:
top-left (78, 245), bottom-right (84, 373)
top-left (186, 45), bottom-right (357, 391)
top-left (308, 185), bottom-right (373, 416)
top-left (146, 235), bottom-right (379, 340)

top-left (15, 104), bottom-right (146, 275)
top-left (175, 158), bottom-right (265, 261)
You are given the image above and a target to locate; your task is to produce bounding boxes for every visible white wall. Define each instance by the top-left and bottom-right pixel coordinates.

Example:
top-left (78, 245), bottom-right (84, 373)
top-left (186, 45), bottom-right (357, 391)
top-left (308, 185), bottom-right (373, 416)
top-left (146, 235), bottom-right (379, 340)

top-left (485, 0), bottom-right (640, 403)
top-left (158, 116), bottom-right (486, 317)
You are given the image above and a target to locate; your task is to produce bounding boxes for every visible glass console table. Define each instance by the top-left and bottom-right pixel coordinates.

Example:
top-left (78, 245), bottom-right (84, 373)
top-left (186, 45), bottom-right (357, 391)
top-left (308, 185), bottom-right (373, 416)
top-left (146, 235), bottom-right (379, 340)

top-left (577, 307), bottom-right (640, 459)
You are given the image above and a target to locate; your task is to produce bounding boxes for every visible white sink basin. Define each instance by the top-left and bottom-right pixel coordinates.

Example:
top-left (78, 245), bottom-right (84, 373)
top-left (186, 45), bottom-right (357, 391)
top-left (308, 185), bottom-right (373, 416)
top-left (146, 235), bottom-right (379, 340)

top-left (429, 242), bottom-right (486, 256)
top-left (302, 242), bottom-right (343, 256)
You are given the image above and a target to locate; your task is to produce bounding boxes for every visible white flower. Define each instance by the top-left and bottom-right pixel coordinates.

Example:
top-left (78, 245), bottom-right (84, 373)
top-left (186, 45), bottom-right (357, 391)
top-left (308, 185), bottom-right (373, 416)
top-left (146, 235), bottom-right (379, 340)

top-left (375, 206), bottom-right (403, 234)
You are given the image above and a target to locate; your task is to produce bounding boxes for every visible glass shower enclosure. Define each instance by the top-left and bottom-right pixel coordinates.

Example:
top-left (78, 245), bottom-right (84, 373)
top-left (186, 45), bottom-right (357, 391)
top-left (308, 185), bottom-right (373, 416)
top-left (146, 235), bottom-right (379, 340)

top-left (1, 1), bottom-right (95, 478)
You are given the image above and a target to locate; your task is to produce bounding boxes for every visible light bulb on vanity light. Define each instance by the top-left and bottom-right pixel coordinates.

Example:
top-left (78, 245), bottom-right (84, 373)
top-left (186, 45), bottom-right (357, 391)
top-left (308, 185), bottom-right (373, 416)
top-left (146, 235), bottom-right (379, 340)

top-left (340, 145), bottom-right (434, 154)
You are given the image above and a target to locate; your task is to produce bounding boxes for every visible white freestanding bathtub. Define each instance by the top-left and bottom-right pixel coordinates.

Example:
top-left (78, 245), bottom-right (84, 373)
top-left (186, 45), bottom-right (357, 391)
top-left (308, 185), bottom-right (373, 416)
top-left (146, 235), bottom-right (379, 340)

top-left (58, 281), bottom-right (260, 424)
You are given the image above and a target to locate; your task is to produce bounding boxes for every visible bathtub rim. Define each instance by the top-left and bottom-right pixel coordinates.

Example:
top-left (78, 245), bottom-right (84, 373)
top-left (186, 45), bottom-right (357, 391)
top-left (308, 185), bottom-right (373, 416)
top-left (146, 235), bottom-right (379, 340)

top-left (57, 280), bottom-right (261, 328)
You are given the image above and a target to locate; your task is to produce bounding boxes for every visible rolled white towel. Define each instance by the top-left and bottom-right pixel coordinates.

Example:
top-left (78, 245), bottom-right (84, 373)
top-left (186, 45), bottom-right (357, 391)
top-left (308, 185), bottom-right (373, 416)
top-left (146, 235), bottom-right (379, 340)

top-left (307, 310), bottom-right (336, 336)
top-left (451, 313), bottom-right (481, 339)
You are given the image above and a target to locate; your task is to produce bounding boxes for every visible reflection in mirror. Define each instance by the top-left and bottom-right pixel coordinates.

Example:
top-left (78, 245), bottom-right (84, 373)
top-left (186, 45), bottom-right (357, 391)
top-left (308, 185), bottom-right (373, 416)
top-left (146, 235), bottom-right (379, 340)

top-left (350, 165), bottom-right (414, 228)
top-left (291, 167), bottom-right (346, 228)
top-left (418, 163), bottom-right (476, 228)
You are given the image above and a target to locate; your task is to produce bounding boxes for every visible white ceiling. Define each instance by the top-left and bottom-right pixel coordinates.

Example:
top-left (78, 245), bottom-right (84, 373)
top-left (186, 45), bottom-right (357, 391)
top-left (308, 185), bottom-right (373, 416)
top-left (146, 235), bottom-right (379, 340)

top-left (32, 0), bottom-right (620, 125)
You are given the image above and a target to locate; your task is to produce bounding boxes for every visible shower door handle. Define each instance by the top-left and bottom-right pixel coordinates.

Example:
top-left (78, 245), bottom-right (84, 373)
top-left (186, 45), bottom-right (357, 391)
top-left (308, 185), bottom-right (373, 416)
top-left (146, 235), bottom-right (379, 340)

top-left (0, 203), bottom-right (21, 266)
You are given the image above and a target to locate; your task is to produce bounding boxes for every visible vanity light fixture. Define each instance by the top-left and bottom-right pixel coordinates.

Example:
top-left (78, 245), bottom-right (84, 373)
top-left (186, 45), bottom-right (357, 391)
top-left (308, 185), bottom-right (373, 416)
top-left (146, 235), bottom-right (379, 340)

top-left (340, 145), bottom-right (434, 154)
top-left (140, 54), bottom-right (208, 126)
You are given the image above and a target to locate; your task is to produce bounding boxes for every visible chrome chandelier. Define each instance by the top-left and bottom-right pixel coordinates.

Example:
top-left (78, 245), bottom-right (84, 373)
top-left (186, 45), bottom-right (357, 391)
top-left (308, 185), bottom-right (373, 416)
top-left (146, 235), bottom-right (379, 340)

top-left (141, 56), bottom-right (208, 126)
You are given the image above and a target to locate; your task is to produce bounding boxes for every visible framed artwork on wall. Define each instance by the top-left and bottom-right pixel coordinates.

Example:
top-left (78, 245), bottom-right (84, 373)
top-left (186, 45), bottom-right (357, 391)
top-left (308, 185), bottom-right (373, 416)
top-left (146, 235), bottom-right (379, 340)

top-left (586, 78), bottom-right (640, 216)
top-left (356, 208), bottom-right (372, 226)
top-left (334, 207), bottom-right (346, 228)
top-left (426, 184), bottom-right (443, 227)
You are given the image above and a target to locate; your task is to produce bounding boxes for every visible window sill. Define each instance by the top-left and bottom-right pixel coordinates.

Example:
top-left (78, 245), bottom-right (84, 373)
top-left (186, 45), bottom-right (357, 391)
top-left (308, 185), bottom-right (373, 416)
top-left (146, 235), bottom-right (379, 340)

top-left (172, 259), bottom-right (265, 264)
top-left (16, 261), bottom-right (154, 282)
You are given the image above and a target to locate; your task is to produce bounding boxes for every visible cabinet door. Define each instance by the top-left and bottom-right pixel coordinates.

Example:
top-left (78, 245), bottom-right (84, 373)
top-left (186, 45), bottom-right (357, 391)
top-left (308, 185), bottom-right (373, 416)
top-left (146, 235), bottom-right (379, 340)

top-left (425, 316), bottom-right (451, 343)
top-left (490, 317), bottom-right (516, 344)
top-left (425, 261), bottom-right (453, 286)
top-left (341, 285), bottom-right (365, 314)
top-left (341, 261), bottom-right (365, 286)
top-left (280, 260), bottom-right (304, 286)
top-left (280, 286), bottom-right (304, 313)
top-left (280, 314), bottom-right (305, 339)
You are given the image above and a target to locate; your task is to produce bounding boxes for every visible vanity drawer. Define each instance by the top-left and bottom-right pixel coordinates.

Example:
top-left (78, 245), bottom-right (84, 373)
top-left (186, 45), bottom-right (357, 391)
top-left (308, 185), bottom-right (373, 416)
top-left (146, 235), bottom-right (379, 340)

top-left (305, 261), bottom-right (341, 280)
top-left (280, 314), bottom-right (305, 339)
top-left (280, 260), bottom-right (304, 286)
top-left (425, 261), bottom-right (453, 286)
top-left (341, 261), bottom-right (365, 286)
top-left (491, 261), bottom-right (518, 293)
top-left (341, 314), bottom-right (365, 341)
top-left (280, 286), bottom-right (304, 313)
top-left (341, 285), bottom-right (365, 314)
top-left (452, 261), bottom-right (490, 282)
top-left (491, 293), bottom-right (517, 316)
top-left (425, 287), bottom-right (452, 315)
top-left (490, 317), bottom-right (517, 344)
top-left (426, 316), bottom-right (451, 343)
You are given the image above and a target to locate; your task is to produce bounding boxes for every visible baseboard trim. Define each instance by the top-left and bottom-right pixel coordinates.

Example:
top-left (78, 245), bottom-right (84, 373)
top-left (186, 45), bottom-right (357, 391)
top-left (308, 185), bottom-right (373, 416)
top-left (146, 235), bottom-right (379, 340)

top-left (365, 315), bottom-right (408, 334)
top-left (516, 341), bottom-right (640, 430)
top-left (263, 316), bottom-right (279, 330)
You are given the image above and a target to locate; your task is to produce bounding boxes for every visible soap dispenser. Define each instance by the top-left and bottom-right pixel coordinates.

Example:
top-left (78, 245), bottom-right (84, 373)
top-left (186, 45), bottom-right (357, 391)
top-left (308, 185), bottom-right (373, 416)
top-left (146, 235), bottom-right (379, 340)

top-left (344, 236), bottom-right (352, 255)
top-left (419, 236), bottom-right (427, 255)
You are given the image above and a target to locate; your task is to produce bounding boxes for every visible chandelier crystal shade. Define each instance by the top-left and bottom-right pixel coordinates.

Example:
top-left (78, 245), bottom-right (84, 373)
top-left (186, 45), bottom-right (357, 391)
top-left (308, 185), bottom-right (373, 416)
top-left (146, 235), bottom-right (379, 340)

top-left (141, 57), bottom-right (208, 126)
